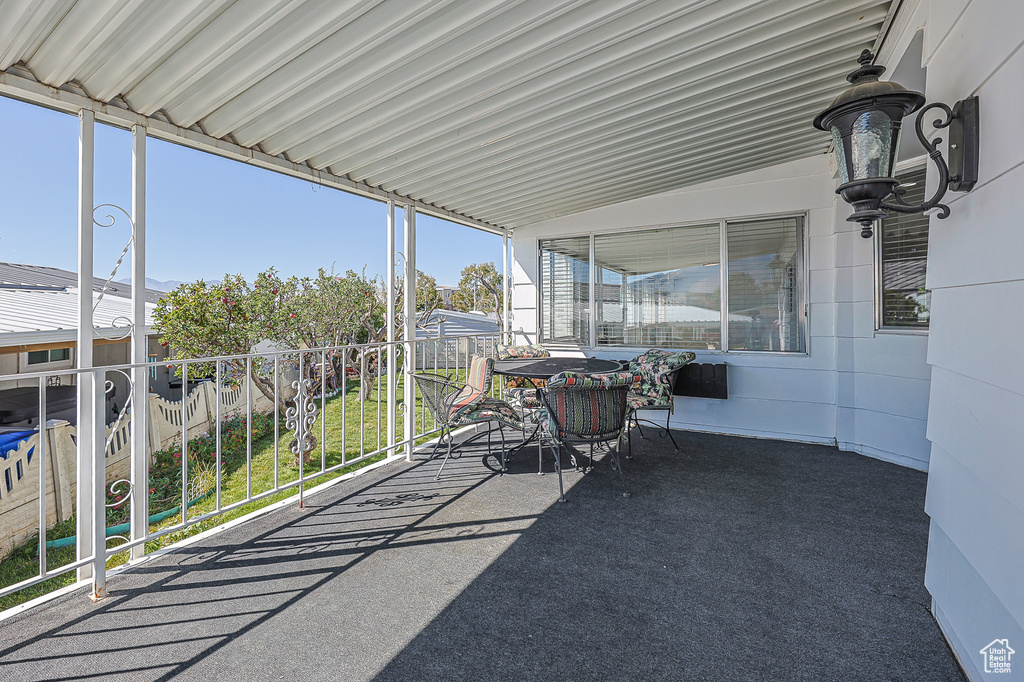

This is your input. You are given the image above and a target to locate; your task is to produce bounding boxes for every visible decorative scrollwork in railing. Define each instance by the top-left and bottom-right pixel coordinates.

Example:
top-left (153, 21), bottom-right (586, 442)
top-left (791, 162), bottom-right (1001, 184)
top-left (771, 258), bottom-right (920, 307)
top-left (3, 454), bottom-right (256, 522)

top-left (105, 535), bottom-right (130, 548)
top-left (106, 479), bottom-right (133, 509)
top-left (286, 377), bottom-right (320, 460)
top-left (91, 204), bottom-right (140, 341)
top-left (92, 204), bottom-right (135, 311)
top-left (103, 368), bottom-right (135, 453)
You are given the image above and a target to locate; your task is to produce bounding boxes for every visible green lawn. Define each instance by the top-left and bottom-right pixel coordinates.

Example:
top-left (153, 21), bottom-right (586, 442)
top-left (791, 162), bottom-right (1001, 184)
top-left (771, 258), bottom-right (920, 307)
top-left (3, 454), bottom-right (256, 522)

top-left (0, 372), bottom-right (455, 612)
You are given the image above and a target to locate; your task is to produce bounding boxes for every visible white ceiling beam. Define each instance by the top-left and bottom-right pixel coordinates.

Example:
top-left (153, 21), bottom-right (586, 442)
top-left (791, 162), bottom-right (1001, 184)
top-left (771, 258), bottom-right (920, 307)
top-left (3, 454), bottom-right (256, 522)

top-left (401, 73), bottom-right (845, 204)
top-left (303, 0), bottom-right (729, 166)
top-left (84, 1), bottom-right (231, 103)
top-left (310, 0), bottom-right (882, 172)
top-left (349, 0), bottom-right (883, 185)
top-left (505, 143), bottom-right (825, 228)
top-left (0, 0), bottom-right (75, 71)
top-left (391, 34), bottom-right (866, 201)
top-left (0, 70), bottom-right (505, 235)
top-left (437, 102), bottom-right (829, 213)
top-left (248, 0), bottom-right (569, 154)
top-left (478, 131), bottom-right (827, 222)
top-left (200, 0), bottom-right (457, 139)
top-left (164, 0), bottom-right (382, 126)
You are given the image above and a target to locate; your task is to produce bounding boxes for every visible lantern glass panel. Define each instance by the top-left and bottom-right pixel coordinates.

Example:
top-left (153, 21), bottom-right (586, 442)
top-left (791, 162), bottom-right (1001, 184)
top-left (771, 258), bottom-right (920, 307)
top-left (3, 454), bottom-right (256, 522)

top-left (850, 110), bottom-right (893, 180)
top-left (830, 126), bottom-right (849, 183)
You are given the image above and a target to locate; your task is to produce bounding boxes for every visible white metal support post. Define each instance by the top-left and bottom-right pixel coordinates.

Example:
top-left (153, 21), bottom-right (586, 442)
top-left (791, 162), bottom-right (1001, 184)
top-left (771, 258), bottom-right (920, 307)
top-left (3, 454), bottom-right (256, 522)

top-left (502, 234), bottom-right (510, 341)
top-left (129, 125), bottom-right (148, 561)
top-left (403, 206), bottom-right (416, 461)
top-left (386, 201), bottom-right (397, 456)
top-left (588, 235), bottom-right (597, 347)
top-left (76, 109), bottom-right (104, 596)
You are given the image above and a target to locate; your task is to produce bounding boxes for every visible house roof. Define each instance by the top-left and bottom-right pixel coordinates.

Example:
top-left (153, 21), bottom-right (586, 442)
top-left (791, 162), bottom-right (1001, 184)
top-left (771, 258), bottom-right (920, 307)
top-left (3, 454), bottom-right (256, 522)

top-left (0, 286), bottom-right (157, 348)
top-left (0, 0), bottom-right (895, 231)
top-left (0, 262), bottom-right (166, 303)
top-left (416, 309), bottom-right (500, 339)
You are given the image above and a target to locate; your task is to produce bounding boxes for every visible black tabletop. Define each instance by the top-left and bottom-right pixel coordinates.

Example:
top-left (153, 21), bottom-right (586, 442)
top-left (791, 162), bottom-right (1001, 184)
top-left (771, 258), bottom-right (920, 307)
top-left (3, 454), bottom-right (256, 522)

top-left (493, 357), bottom-right (627, 379)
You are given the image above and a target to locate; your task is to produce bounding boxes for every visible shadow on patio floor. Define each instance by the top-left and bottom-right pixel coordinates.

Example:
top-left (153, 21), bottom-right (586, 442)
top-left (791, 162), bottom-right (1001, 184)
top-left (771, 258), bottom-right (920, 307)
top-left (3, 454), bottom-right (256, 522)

top-left (0, 429), bottom-right (964, 681)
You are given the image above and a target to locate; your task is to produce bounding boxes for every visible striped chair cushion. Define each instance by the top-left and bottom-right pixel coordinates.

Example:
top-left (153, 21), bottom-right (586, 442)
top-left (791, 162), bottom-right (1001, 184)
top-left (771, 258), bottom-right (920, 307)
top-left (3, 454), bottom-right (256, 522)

top-left (466, 355), bottom-right (494, 394)
top-left (540, 372), bottom-right (633, 438)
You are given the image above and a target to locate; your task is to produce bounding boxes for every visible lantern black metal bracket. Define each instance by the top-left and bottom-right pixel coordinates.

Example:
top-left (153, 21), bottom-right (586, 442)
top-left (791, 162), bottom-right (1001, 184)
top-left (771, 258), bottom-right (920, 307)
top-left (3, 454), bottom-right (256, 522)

top-left (880, 98), bottom-right (979, 221)
top-left (814, 50), bottom-right (980, 238)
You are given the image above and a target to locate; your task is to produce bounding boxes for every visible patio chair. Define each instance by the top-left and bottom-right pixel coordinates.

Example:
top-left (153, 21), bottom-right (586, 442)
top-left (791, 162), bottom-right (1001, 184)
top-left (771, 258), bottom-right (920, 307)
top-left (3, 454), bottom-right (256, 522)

top-left (412, 355), bottom-right (522, 480)
top-left (626, 349), bottom-right (696, 451)
top-left (496, 343), bottom-right (550, 410)
top-left (537, 370), bottom-right (637, 502)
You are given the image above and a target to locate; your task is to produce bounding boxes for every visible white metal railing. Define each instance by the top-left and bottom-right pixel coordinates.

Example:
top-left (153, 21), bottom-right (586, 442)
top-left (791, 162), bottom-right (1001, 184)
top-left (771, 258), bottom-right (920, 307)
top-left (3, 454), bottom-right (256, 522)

top-left (0, 332), bottom-right (502, 607)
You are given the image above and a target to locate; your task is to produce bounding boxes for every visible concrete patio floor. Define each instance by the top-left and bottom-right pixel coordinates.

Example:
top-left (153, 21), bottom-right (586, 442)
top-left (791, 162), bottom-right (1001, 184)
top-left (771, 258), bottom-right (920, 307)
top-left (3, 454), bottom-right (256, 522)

top-left (0, 429), bottom-right (964, 681)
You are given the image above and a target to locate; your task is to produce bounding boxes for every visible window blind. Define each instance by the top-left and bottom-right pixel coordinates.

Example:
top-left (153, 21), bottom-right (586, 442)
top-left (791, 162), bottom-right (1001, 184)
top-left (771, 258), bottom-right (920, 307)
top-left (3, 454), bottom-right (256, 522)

top-left (880, 167), bottom-right (929, 328)
top-left (539, 237), bottom-right (590, 344)
top-left (593, 223), bottom-right (721, 349)
top-left (726, 216), bottom-right (804, 351)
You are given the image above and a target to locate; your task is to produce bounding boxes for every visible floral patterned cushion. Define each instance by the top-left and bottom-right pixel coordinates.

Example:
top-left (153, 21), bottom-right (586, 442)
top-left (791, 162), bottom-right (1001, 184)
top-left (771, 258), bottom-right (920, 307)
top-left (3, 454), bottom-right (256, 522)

top-left (504, 387), bottom-right (543, 409)
top-left (547, 371), bottom-right (639, 391)
top-left (453, 396), bottom-right (523, 430)
top-left (627, 349), bottom-right (696, 404)
top-left (504, 375), bottom-right (547, 390)
top-left (627, 393), bottom-right (663, 410)
top-left (496, 344), bottom-right (550, 360)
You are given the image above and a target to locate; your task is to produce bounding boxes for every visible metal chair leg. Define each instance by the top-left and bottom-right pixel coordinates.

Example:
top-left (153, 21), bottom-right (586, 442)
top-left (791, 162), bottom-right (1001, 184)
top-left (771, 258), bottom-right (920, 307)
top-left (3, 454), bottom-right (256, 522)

top-left (553, 442), bottom-right (565, 502)
top-left (537, 428), bottom-right (545, 475)
top-left (609, 440), bottom-right (630, 498)
top-left (537, 430), bottom-right (545, 476)
top-left (434, 429), bottom-right (454, 480)
top-left (428, 425), bottom-right (448, 462)
top-left (497, 422), bottom-right (506, 471)
top-left (665, 409), bottom-right (679, 451)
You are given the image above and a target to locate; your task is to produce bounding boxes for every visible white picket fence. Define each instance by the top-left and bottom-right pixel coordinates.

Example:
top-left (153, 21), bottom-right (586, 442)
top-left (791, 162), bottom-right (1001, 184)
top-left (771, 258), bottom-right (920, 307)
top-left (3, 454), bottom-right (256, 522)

top-left (0, 382), bottom-right (274, 556)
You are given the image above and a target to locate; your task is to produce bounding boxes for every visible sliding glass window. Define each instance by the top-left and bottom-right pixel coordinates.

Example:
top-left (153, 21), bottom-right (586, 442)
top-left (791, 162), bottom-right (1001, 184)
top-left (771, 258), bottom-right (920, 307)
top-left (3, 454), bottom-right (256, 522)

top-left (594, 224), bottom-right (721, 349)
top-left (539, 237), bottom-right (590, 344)
top-left (538, 215), bottom-right (806, 352)
top-left (726, 216), bottom-right (804, 352)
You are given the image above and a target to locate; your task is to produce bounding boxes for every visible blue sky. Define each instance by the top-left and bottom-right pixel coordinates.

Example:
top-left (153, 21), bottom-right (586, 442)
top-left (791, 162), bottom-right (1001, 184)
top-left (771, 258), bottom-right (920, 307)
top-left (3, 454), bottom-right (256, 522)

top-left (0, 96), bottom-right (500, 287)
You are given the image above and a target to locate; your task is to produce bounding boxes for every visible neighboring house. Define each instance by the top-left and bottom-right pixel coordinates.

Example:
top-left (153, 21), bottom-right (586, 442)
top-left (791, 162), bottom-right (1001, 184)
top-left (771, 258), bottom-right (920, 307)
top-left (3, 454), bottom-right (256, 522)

top-left (416, 309), bottom-right (500, 339)
top-left (436, 285), bottom-right (457, 310)
top-left (415, 310), bottom-right (500, 369)
top-left (0, 262), bottom-right (172, 424)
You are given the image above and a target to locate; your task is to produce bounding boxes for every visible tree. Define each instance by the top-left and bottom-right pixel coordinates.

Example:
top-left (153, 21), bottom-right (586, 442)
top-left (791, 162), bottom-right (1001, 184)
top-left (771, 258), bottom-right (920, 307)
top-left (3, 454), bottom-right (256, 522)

top-left (417, 271), bottom-right (442, 312)
top-left (156, 266), bottom-right (447, 411)
top-left (155, 272), bottom-right (289, 412)
top-left (451, 262), bottom-right (503, 325)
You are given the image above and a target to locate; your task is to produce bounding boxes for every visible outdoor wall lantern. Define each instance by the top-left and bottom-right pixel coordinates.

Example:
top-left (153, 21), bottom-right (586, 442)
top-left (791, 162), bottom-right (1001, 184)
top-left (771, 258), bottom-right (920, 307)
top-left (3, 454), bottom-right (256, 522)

top-left (813, 50), bottom-right (979, 238)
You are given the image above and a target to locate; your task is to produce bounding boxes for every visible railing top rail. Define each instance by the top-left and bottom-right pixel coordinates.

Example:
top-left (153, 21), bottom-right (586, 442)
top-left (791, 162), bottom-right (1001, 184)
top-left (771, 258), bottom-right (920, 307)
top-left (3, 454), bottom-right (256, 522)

top-left (0, 332), bottom-right (504, 384)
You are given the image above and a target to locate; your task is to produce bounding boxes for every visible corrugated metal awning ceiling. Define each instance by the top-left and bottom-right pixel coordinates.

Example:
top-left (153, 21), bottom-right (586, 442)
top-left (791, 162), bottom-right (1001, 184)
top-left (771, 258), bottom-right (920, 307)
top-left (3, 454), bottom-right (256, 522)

top-left (0, 0), bottom-right (893, 230)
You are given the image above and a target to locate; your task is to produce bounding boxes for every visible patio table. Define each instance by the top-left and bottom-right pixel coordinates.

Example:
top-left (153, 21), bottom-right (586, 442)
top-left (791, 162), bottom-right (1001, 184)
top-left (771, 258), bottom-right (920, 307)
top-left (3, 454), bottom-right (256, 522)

top-left (493, 357), bottom-right (626, 382)
top-left (493, 357), bottom-right (627, 470)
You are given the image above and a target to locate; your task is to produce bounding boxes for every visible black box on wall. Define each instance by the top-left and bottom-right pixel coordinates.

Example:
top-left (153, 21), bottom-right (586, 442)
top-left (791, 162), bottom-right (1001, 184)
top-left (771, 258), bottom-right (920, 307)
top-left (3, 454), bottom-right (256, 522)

top-left (673, 363), bottom-right (728, 399)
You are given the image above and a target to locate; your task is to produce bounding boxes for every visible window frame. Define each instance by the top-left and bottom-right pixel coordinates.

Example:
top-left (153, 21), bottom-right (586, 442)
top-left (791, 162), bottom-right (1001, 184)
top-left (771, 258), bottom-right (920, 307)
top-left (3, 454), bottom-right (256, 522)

top-left (537, 211), bottom-right (809, 355)
top-left (874, 157), bottom-right (930, 335)
top-left (25, 347), bottom-right (74, 366)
